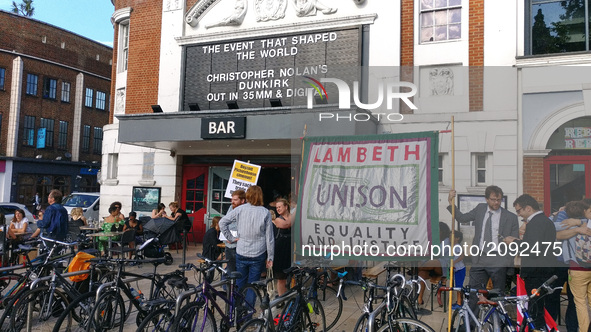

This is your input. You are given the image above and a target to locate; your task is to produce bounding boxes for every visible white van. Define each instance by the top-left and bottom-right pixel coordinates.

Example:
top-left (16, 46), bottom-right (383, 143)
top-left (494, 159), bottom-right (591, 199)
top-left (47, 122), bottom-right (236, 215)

top-left (62, 192), bottom-right (100, 221)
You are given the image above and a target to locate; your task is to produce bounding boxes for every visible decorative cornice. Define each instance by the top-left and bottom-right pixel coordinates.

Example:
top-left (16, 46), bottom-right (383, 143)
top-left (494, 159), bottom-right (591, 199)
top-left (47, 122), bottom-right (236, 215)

top-left (516, 53), bottom-right (591, 68)
top-left (185, 0), bottom-right (221, 27)
top-left (111, 7), bottom-right (132, 26)
top-left (177, 14), bottom-right (377, 45)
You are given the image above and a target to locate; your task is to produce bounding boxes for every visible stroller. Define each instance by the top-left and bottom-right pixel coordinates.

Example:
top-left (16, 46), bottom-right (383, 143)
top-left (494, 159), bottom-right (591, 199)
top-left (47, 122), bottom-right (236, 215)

top-left (141, 217), bottom-right (179, 265)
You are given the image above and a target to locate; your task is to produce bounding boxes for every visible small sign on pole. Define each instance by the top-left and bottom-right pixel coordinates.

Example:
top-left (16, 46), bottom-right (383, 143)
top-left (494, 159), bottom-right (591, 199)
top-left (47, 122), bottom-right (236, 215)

top-left (224, 160), bottom-right (261, 198)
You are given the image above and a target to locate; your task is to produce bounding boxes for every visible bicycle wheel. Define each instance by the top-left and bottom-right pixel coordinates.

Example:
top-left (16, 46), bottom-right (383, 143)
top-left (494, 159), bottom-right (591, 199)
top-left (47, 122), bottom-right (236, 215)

top-left (478, 305), bottom-right (496, 332)
top-left (316, 286), bottom-right (342, 330)
top-left (0, 282), bottom-right (29, 330)
top-left (53, 291), bottom-right (96, 332)
top-left (240, 285), bottom-right (263, 320)
top-left (173, 302), bottom-right (217, 332)
top-left (137, 307), bottom-right (175, 332)
top-left (450, 309), bottom-right (469, 332)
top-left (353, 313), bottom-right (369, 332)
top-left (302, 298), bottom-right (326, 332)
top-left (0, 273), bottom-right (23, 306)
top-left (10, 286), bottom-right (70, 332)
top-left (238, 318), bottom-right (266, 332)
top-left (376, 317), bottom-right (436, 332)
top-left (277, 297), bottom-right (300, 331)
top-left (86, 291), bottom-right (125, 332)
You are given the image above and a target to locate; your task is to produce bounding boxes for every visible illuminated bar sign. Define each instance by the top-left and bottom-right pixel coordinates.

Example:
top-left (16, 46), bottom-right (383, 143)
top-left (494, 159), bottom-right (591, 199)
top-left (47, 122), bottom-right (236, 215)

top-left (201, 117), bottom-right (246, 139)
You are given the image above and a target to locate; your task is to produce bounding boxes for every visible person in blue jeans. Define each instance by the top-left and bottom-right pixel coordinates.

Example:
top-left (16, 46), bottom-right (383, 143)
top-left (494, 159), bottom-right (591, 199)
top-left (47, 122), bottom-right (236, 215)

top-left (219, 185), bottom-right (274, 308)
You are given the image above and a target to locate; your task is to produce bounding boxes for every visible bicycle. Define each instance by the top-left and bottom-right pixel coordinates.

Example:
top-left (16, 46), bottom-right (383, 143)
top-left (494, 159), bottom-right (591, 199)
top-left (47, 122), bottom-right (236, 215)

top-left (239, 265), bottom-right (326, 332)
top-left (8, 236), bottom-right (105, 332)
top-left (442, 275), bottom-right (561, 332)
top-left (172, 254), bottom-right (264, 332)
top-left (85, 254), bottom-right (186, 331)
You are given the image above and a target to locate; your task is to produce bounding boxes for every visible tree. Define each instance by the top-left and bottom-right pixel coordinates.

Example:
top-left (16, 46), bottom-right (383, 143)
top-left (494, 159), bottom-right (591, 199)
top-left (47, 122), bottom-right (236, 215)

top-left (11, 0), bottom-right (34, 17)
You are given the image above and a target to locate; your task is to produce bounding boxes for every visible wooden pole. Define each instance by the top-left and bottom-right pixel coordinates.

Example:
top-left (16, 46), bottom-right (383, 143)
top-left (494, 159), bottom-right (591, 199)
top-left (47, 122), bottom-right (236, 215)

top-left (447, 116), bottom-right (456, 331)
top-left (294, 124), bottom-right (307, 263)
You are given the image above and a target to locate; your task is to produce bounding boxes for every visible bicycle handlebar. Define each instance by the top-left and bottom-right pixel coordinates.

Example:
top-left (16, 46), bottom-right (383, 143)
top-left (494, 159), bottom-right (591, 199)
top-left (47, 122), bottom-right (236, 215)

top-left (40, 235), bottom-right (77, 247)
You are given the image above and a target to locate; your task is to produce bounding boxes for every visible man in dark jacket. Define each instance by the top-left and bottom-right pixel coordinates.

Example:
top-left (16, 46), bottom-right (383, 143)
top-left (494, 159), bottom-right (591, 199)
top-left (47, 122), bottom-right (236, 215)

top-left (448, 185), bottom-right (519, 312)
top-left (504, 194), bottom-right (557, 330)
top-left (37, 189), bottom-right (68, 240)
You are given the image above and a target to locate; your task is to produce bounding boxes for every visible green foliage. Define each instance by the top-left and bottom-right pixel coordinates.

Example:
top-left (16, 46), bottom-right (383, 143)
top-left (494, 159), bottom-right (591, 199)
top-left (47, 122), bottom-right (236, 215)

top-left (11, 0), bottom-right (35, 17)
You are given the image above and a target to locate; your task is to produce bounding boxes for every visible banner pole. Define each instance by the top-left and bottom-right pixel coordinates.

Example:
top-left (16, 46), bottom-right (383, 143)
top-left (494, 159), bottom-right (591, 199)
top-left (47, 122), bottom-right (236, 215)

top-left (295, 124), bottom-right (307, 263)
top-left (447, 116), bottom-right (456, 331)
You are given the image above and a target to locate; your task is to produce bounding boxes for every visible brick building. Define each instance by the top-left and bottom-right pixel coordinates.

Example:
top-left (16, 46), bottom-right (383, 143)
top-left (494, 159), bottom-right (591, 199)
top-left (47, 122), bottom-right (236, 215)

top-left (0, 10), bottom-right (112, 209)
top-left (104, 0), bottom-right (591, 242)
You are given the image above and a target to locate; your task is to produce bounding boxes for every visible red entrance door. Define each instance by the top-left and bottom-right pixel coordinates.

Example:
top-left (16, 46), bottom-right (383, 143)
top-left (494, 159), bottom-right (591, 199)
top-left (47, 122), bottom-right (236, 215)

top-left (182, 166), bottom-right (208, 243)
top-left (544, 155), bottom-right (591, 216)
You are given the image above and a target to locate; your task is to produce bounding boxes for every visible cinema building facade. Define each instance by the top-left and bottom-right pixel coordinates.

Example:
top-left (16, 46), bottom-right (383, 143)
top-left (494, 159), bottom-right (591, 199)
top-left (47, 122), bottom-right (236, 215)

top-left (105, 0), bottom-right (591, 241)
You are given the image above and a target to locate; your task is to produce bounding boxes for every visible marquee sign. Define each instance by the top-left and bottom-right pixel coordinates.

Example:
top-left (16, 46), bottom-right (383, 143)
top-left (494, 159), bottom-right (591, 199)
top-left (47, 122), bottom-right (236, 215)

top-left (183, 27), bottom-right (361, 111)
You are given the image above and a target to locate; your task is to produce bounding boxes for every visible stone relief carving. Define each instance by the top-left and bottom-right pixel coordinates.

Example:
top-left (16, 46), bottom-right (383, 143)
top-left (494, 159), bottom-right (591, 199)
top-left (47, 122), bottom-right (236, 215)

top-left (185, 0), bottom-right (219, 27)
top-left (429, 67), bottom-right (454, 96)
top-left (164, 0), bottom-right (181, 12)
top-left (205, 0), bottom-right (248, 29)
top-left (255, 0), bottom-right (288, 22)
top-left (293, 0), bottom-right (337, 17)
top-left (115, 88), bottom-right (126, 114)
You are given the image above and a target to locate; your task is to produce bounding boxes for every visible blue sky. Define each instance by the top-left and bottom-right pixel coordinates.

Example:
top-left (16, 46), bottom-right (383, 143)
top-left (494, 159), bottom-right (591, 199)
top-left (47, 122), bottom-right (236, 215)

top-left (0, 0), bottom-right (115, 47)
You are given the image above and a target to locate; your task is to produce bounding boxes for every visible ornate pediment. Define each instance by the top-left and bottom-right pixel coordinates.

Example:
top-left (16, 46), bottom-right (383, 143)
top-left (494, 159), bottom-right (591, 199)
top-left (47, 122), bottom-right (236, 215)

top-left (185, 0), bottom-right (355, 28)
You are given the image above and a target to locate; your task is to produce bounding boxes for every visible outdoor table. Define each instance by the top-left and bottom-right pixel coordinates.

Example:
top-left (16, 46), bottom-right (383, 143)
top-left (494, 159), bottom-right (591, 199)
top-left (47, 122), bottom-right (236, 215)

top-left (87, 231), bottom-right (124, 257)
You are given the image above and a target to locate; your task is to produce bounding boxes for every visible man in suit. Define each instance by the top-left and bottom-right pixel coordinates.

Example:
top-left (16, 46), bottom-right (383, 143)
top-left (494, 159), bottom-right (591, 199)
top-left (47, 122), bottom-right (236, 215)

top-left (503, 194), bottom-right (557, 330)
top-left (448, 185), bottom-right (519, 311)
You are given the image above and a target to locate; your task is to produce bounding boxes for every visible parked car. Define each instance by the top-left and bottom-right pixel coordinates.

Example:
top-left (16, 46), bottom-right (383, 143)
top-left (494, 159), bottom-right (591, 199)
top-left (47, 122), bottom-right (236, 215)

top-left (0, 203), bottom-right (36, 230)
top-left (62, 192), bottom-right (100, 221)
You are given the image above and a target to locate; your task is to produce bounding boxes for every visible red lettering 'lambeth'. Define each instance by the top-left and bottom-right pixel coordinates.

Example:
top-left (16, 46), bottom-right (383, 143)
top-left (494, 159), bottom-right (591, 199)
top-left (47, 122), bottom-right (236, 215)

top-left (404, 144), bottom-right (420, 161)
top-left (357, 147), bottom-right (367, 162)
top-left (372, 146), bottom-right (382, 161)
top-left (323, 148), bottom-right (333, 162)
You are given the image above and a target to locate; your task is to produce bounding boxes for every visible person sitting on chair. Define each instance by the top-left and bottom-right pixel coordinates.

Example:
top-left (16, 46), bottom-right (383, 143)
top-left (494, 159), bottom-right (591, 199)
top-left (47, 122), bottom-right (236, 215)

top-left (124, 211), bottom-right (143, 258)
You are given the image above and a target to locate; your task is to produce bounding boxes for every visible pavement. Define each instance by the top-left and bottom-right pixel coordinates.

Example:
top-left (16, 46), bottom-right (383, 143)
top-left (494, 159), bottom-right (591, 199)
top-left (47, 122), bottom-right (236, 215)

top-left (115, 242), bottom-right (567, 332)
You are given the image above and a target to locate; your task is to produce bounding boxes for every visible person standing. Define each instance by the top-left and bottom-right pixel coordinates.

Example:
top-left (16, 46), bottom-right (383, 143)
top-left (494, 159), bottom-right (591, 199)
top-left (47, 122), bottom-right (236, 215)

top-left (504, 194), bottom-right (557, 330)
top-left (219, 185), bottom-right (274, 306)
top-left (272, 198), bottom-right (293, 296)
top-left (224, 189), bottom-right (246, 274)
top-left (447, 185), bottom-right (519, 311)
top-left (37, 189), bottom-right (68, 240)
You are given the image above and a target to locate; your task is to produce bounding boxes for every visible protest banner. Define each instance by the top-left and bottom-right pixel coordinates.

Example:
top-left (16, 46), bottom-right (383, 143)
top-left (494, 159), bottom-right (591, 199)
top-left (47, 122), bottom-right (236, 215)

top-left (295, 132), bottom-right (439, 260)
top-left (224, 160), bottom-right (262, 198)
